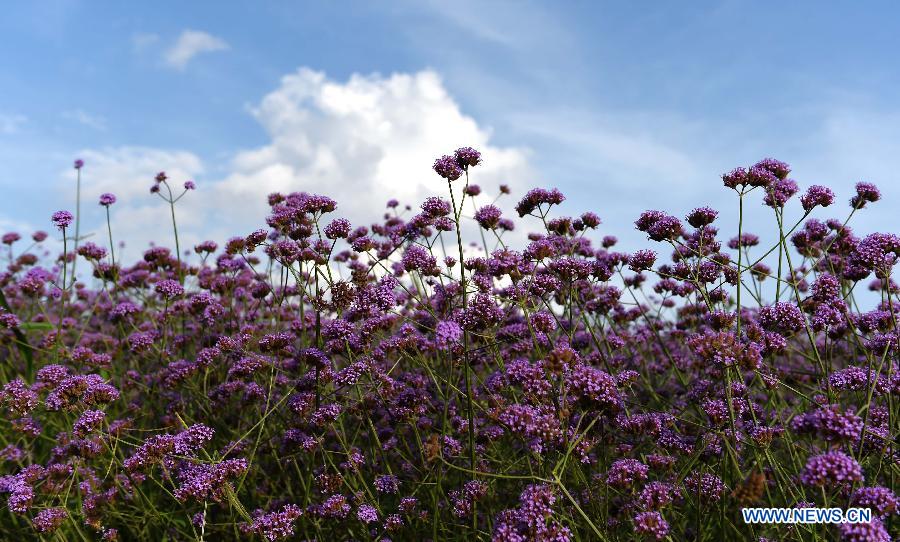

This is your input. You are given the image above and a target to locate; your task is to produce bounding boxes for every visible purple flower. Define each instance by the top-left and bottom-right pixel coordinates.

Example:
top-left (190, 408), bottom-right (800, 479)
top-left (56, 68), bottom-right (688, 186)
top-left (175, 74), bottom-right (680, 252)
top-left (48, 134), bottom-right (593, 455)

top-left (435, 320), bottom-right (462, 350)
top-left (829, 366), bottom-right (890, 396)
top-left (791, 404), bottom-right (863, 443)
top-left (800, 185), bottom-right (834, 212)
top-left (433, 155), bottom-right (462, 181)
top-left (324, 218), bottom-right (351, 239)
top-left (850, 182), bottom-right (881, 208)
top-left (728, 232), bottom-right (759, 249)
top-left (155, 279), bottom-right (185, 299)
top-left (374, 474), bottom-right (399, 494)
top-left (172, 458), bottom-right (249, 503)
top-left (73, 409), bottom-right (106, 437)
top-left (606, 459), bottom-right (649, 489)
top-left (98, 193), bottom-right (117, 206)
top-left (628, 250), bottom-right (657, 272)
top-left (753, 158), bottom-right (791, 180)
top-left (580, 211), bottom-right (601, 228)
top-left (33, 507), bottom-right (68, 532)
top-left (194, 240), bottom-right (218, 254)
top-left (684, 472), bottom-right (726, 502)
top-left (474, 205), bottom-right (502, 229)
top-left (633, 511), bottom-right (669, 540)
top-left (1, 232), bottom-right (20, 245)
top-left (758, 302), bottom-right (805, 333)
top-left (73, 159), bottom-right (84, 170)
top-left (317, 494), bottom-right (350, 518)
top-left (515, 188), bottom-right (565, 217)
top-left (402, 244), bottom-right (437, 274)
top-left (763, 177), bottom-right (798, 208)
top-left (635, 211), bottom-right (682, 242)
top-left (51, 210), bottom-right (74, 230)
top-left (800, 451), bottom-right (863, 487)
top-left (357, 504), bottom-right (378, 523)
top-left (1, 379), bottom-right (38, 415)
top-left (837, 519), bottom-right (891, 542)
top-left (454, 146), bottom-right (481, 168)
top-left (184, 180), bottom-right (196, 190)
top-left (459, 293), bottom-right (503, 331)
top-left (0, 312), bottom-right (21, 329)
top-left (722, 167), bottom-right (748, 188)
top-left (637, 482), bottom-right (680, 511)
top-left (567, 364), bottom-right (622, 411)
top-left (77, 242), bottom-right (107, 261)
top-left (492, 484), bottom-right (571, 541)
top-left (243, 504), bottom-right (303, 541)
top-left (421, 196), bottom-right (452, 217)
top-left (851, 486), bottom-right (898, 518)
top-left (686, 206), bottom-right (718, 228)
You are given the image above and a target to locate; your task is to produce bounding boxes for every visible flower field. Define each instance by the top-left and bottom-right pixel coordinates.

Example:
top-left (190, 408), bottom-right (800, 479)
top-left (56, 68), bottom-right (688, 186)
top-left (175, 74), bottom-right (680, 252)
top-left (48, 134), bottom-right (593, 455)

top-left (0, 149), bottom-right (897, 540)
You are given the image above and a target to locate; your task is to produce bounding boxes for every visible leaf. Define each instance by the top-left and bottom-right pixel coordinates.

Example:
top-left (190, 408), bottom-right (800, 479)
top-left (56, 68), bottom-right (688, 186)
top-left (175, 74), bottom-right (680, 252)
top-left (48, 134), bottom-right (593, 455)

top-left (18, 322), bottom-right (55, 331)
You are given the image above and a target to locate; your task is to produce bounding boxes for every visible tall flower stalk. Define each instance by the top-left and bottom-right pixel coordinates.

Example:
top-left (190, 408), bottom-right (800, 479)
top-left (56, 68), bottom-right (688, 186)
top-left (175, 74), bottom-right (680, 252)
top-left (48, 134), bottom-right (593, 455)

top-left (434, 148), bottom-right (482, 526)
top-left (71, 160), bottom-right (83, 282)
top-left (99, 193), bottom-right (117, 274)
top-left (151, 173), bottom-right (195, 284)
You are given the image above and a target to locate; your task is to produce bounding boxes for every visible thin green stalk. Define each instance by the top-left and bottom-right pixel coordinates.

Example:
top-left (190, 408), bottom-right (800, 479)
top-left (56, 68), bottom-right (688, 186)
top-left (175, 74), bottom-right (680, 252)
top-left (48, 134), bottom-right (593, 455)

top-left (106, 206), bottom-right (116, 271)
top-left (448, 173), bottom-right (477, 530)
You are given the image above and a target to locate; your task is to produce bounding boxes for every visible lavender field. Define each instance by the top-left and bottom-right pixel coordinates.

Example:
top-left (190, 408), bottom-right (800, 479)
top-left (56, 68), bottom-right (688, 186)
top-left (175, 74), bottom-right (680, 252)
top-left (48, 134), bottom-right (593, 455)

top-left (0, 149), bottom-right (896, 541)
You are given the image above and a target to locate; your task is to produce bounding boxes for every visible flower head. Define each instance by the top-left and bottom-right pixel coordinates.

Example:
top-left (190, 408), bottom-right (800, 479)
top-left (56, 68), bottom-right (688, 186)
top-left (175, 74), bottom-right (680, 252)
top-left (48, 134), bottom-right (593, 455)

top-left (686, 207), bottom-right (718, 228)
top-left (474, 205), bottom-right (502, 229)
top-left (851, 182), bottom-right (881, 208)
top-left (800, 451), bottom-right (863, 487)
top-left (433, 155), bottom-right (462, 181)
top-left (801, 185), bottom-right (835, 212)
top-left (454, 146), bottom-right (481, 168)
top-left (51, 211), bottom-right (73, 230)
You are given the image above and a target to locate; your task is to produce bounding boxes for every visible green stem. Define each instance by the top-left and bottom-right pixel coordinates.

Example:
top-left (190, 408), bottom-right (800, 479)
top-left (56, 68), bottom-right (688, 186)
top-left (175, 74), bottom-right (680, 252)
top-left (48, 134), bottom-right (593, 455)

top-left (72, 167), bottom-right (81, 283)
top-left (106, 206), bottom-right (116, 272)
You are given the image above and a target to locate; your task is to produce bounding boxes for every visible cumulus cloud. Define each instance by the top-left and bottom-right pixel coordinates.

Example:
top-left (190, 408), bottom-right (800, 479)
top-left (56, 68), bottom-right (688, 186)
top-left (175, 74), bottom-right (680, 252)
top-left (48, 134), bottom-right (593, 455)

top-left (219, 68), bottom-right (532, 223)
top-left (69, 69), bottom-right (535, 254)
top-left (164, 30), bottom-right (229, 70)
top-left (62, 147), bottom-right (205, 259)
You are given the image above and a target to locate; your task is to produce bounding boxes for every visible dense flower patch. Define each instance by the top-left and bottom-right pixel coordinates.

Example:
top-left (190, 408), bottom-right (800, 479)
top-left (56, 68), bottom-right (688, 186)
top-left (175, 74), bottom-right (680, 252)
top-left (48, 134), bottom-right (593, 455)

top-left (0, 151), bottom-right (898, 540)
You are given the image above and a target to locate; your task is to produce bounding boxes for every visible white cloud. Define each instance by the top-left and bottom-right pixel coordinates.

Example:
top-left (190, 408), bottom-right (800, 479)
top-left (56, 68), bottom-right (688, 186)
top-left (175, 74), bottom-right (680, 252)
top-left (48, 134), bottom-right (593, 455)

top-left (68, 69), bottom-right (534, 255)
top-left (0, 215), bottom-right (35, 236)
top-left (62, 147), bottom-right (204, 257)
top-left (63, 109), bottom-right (107, 131)
top-left (164, 30), bottom-right (229, 70)
top-left (221, 68), bottom-right (532, 224)
top-left (0, 114), bottom-right (27, 134)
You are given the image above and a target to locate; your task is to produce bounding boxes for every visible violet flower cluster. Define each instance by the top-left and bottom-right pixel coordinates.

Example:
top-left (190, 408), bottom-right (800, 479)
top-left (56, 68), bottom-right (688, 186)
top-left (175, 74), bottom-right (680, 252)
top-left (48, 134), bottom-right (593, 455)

top-left (0, 152), bottom-right (897, 540)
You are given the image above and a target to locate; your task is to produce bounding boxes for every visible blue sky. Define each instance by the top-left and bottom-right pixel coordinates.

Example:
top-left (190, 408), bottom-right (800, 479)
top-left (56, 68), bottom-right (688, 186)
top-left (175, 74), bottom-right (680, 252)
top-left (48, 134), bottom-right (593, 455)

top-left (2, 1), bottom-right (900, 262)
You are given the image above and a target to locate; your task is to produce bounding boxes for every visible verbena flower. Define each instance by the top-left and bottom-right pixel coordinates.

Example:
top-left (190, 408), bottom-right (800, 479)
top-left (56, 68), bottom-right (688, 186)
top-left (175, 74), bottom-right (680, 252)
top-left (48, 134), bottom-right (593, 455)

top-left (51, 210), bottom-right (74, 230)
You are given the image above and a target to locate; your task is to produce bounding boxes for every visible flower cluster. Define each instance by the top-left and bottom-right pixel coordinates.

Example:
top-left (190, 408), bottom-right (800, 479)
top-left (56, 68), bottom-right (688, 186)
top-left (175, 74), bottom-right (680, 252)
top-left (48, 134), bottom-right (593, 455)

top-left (0, 151), bottom-right (896, 541)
